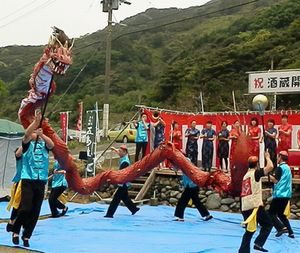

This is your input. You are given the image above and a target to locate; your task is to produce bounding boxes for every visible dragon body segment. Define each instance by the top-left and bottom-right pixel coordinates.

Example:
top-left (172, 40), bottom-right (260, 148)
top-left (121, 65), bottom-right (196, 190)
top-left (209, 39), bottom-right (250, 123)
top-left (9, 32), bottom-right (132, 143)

top-left (18, 28), bottom-right (234, 196)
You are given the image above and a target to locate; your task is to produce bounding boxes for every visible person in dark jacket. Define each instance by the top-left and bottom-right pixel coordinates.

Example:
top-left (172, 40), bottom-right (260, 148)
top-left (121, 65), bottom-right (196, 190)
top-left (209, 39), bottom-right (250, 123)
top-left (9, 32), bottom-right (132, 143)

top-left (200, 121), bottom-right (216, 172)
top-left (185, 121), bottom-right (200, 166)
top-left (217, 121), bottom-right (230, 173)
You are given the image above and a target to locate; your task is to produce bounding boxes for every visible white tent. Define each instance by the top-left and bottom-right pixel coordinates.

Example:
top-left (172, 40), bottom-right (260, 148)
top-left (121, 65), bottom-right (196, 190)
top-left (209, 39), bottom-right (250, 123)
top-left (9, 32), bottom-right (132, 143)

top-left (0, 119), bottom-right (24, 198)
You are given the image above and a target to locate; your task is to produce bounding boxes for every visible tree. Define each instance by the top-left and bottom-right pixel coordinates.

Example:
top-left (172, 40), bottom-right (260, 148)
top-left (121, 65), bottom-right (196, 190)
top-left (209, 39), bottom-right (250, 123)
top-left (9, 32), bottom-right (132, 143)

top-left (0, 79), bottom-right (8, 98)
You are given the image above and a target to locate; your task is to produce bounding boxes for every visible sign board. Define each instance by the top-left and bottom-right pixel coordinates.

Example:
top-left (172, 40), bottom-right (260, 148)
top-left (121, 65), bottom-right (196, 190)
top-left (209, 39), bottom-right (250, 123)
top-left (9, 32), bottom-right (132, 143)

top-left (86, 110), bottom-right (97, 160)
top-left (248, 70), bottom-right (300, 94)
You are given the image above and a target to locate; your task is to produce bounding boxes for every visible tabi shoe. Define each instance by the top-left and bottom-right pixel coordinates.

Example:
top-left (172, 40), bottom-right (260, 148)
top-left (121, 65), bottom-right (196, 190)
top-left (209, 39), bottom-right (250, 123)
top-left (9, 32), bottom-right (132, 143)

top-left (12, 234), bottom-right (19, 245)
top-left (173, 217), bottom-right (184, 222)
top-left (6, 223), bottom-right (13, 232)
top-left (51, 213), bottom-right (60, 218)
top-left (254, 244), bottom-right (268, 252)
top-left (21, 236), bottom-right (30, 247)
top-left (203, 215), bottom-right (213, 221)
top-left (61, 206), bottom-right (69, 216)
top-left (104, 215), bottom-right (113, 218)
top-left (132, 207), bottom-right (140, 215)
top-left (275, 228), bottom-right (289, 237)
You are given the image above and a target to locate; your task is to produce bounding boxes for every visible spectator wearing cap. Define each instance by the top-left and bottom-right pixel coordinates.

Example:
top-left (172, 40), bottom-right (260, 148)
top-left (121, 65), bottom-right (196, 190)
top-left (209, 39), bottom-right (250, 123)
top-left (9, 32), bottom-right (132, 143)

top-left (269, 151), bottom-right (294, 238)
top-left (104, 145), bottom-right (140, 218)
top-left (238, 152), bottom-right (273, 253)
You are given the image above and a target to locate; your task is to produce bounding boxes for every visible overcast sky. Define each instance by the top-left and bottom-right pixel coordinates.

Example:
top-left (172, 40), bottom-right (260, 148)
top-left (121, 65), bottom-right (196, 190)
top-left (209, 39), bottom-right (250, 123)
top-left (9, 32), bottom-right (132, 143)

top-left (0, 0), bottom-right (210, 47)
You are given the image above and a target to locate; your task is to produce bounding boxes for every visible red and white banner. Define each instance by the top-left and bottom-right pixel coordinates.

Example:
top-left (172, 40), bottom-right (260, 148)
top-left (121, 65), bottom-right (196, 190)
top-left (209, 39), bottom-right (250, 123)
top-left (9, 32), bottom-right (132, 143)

top-left (60, 112), bottom-right (69, 144)
top-left (249, 70), bottom-right (300, 94)
top-left (76, 102), bottom-right (83, 131)
top-left (143, 109), bottom-right (300, 167)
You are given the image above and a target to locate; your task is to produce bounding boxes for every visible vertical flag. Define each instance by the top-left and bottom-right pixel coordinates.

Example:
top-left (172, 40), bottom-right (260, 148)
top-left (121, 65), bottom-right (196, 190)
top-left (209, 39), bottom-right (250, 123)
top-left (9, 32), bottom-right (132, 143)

top-left (85, 110), bottom-right (97, 175)
top-left (60, 112), bottom-right (69, 144)
top-left (76, 102), bottom-right (83, 131)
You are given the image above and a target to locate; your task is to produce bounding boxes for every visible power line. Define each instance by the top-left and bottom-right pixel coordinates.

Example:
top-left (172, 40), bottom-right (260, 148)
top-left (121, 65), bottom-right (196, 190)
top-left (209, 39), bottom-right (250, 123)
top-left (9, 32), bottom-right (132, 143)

top-left (0, 0), bottom-right (262, 112)
top-left (50, 63), bottom-right (89, 113)
top-left (0, 0), bottom-right (40, 22)
top-left (0, 0), bottom-right (57, 30)
top-left (74, 0), bottom-right (260, 51)
top-left (3, 0), bottom-right (260, 67)
top-left (125, 0), bottom-right (218, 27)
top-left (49, 0), bottom-right (262, 110)
top-left (112, 0), bottom-right (260, 42)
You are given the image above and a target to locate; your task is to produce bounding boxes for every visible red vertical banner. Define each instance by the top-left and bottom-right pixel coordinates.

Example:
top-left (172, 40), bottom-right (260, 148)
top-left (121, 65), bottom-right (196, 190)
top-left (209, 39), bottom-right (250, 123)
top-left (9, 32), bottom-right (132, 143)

top-left (60, 112), bottom-right (68, 144)
top-left (76, 102), bottom-right (83, 131)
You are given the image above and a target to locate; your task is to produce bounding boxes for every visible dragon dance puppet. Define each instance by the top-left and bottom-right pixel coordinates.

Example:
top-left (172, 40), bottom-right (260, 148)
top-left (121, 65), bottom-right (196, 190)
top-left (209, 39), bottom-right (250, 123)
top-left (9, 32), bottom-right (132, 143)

top-left (18, 28), bottom-right (248, 196)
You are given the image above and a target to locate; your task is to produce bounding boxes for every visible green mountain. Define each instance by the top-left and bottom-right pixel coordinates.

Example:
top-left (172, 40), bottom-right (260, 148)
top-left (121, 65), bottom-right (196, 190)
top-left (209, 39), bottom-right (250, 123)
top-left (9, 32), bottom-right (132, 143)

top-left (1, 0), bottom-right (300, 126)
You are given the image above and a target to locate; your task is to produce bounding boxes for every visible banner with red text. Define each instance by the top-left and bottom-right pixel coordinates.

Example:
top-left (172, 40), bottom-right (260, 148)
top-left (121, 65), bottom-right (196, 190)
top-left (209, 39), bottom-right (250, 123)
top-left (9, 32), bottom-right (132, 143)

top-left (60, 112), bottom-right (69, 144)
top-left (76, 102), bottom-right (83, 131)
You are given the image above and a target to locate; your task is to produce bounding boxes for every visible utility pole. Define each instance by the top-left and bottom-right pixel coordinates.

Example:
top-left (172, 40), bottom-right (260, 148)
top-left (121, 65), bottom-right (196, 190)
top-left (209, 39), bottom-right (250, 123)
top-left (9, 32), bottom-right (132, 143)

top-left (101, 0), bottom-right (131, 138)
top-left (102, 0), bottom-right (113, 138)
top-left (104, 1), bottom-right (113, 104)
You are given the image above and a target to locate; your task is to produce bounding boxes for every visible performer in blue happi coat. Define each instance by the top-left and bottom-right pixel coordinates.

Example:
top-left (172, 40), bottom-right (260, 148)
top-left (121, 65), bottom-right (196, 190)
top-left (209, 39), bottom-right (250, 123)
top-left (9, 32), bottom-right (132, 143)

top-left (48, 160), bottom-right (68, 218)
top-left (12, 110), bottom-right (54, 247)
top-left (104, 145), bottom-right (140, 218)
top-left (174, 157), bottom-right (212, 222)
top-left (6, 146), bottom-right (23, 233)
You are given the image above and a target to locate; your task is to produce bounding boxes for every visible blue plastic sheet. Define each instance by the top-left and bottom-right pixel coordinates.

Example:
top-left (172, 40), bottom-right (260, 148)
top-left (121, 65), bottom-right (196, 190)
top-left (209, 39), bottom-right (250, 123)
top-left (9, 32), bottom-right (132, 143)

top-left (1, 202), bottom-right (299, 253)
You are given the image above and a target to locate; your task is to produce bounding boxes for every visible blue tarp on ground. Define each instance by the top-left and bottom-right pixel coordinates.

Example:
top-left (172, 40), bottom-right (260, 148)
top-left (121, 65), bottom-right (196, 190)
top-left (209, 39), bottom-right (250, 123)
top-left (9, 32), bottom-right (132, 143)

top-left (0, 202), bottom-right (299, 253)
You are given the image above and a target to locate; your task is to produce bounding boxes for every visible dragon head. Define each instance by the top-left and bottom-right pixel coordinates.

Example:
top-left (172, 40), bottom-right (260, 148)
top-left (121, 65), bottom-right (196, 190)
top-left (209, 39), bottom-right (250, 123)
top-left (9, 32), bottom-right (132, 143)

top-left (45, 26), bottom-right (74, 75)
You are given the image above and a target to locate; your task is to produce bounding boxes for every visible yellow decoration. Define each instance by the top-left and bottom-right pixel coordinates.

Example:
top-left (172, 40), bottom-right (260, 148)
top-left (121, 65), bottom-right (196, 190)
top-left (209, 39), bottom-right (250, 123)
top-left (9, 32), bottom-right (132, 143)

top-left (284, 201), bottom-right (291, 219)
top-left (58, 193), bottom-right (68, 205)
top-left (7, 181), bottom-right (22, 211)
top-left (242, 208), bottom-right (258, 232)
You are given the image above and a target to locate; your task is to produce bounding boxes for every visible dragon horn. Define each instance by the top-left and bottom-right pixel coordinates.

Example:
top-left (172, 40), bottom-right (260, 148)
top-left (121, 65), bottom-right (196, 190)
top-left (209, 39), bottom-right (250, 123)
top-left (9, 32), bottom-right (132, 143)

top-left (64, 40), bottom-right (69, 48)
top-left (55, 37), bottom-right (64, 47)
top-left (48, 35), bottom-right (55, 46)
top-left (69, 38), bottom-right (75, 50)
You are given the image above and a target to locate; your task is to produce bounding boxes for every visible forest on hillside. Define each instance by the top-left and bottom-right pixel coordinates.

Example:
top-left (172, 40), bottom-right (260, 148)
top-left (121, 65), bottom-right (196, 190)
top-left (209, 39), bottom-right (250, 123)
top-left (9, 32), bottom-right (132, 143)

top-left (0, 0), bottom-right (300, 127)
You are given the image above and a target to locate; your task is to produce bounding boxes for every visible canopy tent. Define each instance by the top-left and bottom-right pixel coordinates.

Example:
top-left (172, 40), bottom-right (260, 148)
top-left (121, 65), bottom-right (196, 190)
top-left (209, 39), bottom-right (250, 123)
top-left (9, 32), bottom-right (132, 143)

top-left (0, 119), bottom-right (24, 198)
